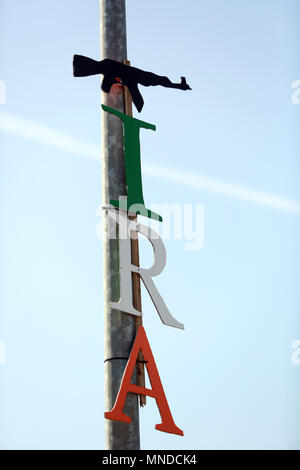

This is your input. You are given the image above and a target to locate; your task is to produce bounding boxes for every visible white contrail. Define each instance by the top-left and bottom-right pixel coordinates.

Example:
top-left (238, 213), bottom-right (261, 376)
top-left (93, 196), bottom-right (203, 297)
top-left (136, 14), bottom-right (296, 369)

top-left (1, 111), bottom-right (300, 215)
top-left (142, 163), bottom-right (300, 215)
top-left (0, 111), bottom-right (99, 161)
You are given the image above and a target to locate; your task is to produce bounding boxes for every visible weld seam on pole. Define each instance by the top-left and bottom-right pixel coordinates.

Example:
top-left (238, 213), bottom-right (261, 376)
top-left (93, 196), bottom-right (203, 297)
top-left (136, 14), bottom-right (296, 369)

top-left (104, 357), bottom-right (148, 364)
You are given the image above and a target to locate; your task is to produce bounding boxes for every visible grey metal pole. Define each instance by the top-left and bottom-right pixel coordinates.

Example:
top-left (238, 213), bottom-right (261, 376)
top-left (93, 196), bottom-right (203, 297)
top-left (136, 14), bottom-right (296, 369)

top-left (100, 0), bottom-right (140, 450)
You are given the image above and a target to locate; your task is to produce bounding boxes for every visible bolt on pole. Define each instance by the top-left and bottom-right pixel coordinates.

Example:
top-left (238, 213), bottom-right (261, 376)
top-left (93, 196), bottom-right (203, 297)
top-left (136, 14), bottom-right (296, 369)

top-left (100, 0), bottom-right (140, 450)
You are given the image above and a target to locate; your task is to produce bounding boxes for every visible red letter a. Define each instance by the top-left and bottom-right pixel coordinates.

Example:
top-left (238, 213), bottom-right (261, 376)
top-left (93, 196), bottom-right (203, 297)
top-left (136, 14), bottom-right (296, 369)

top-left (105, 326), bottom-right (183, 436)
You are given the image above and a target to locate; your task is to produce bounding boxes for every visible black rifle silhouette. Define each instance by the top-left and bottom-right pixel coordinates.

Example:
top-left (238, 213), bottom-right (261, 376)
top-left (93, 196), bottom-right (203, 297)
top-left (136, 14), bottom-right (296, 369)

top-left (73, 55), bottom-right (191, 112)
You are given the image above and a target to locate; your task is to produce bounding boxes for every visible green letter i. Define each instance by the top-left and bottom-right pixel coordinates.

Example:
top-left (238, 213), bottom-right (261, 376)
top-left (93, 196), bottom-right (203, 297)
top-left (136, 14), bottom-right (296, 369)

top-left (102, 104), bottom-right (162, 222)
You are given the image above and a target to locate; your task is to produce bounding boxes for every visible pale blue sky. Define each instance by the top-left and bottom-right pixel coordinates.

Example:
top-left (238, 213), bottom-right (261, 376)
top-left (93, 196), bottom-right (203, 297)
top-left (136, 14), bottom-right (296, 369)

top-left (0, 0), bottom-right (300, 449)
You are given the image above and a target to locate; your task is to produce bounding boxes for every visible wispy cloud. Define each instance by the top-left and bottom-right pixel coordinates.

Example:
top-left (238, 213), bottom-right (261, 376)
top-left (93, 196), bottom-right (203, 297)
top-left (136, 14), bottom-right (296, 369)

top-left (1, 111), bottom-right (300, 215)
